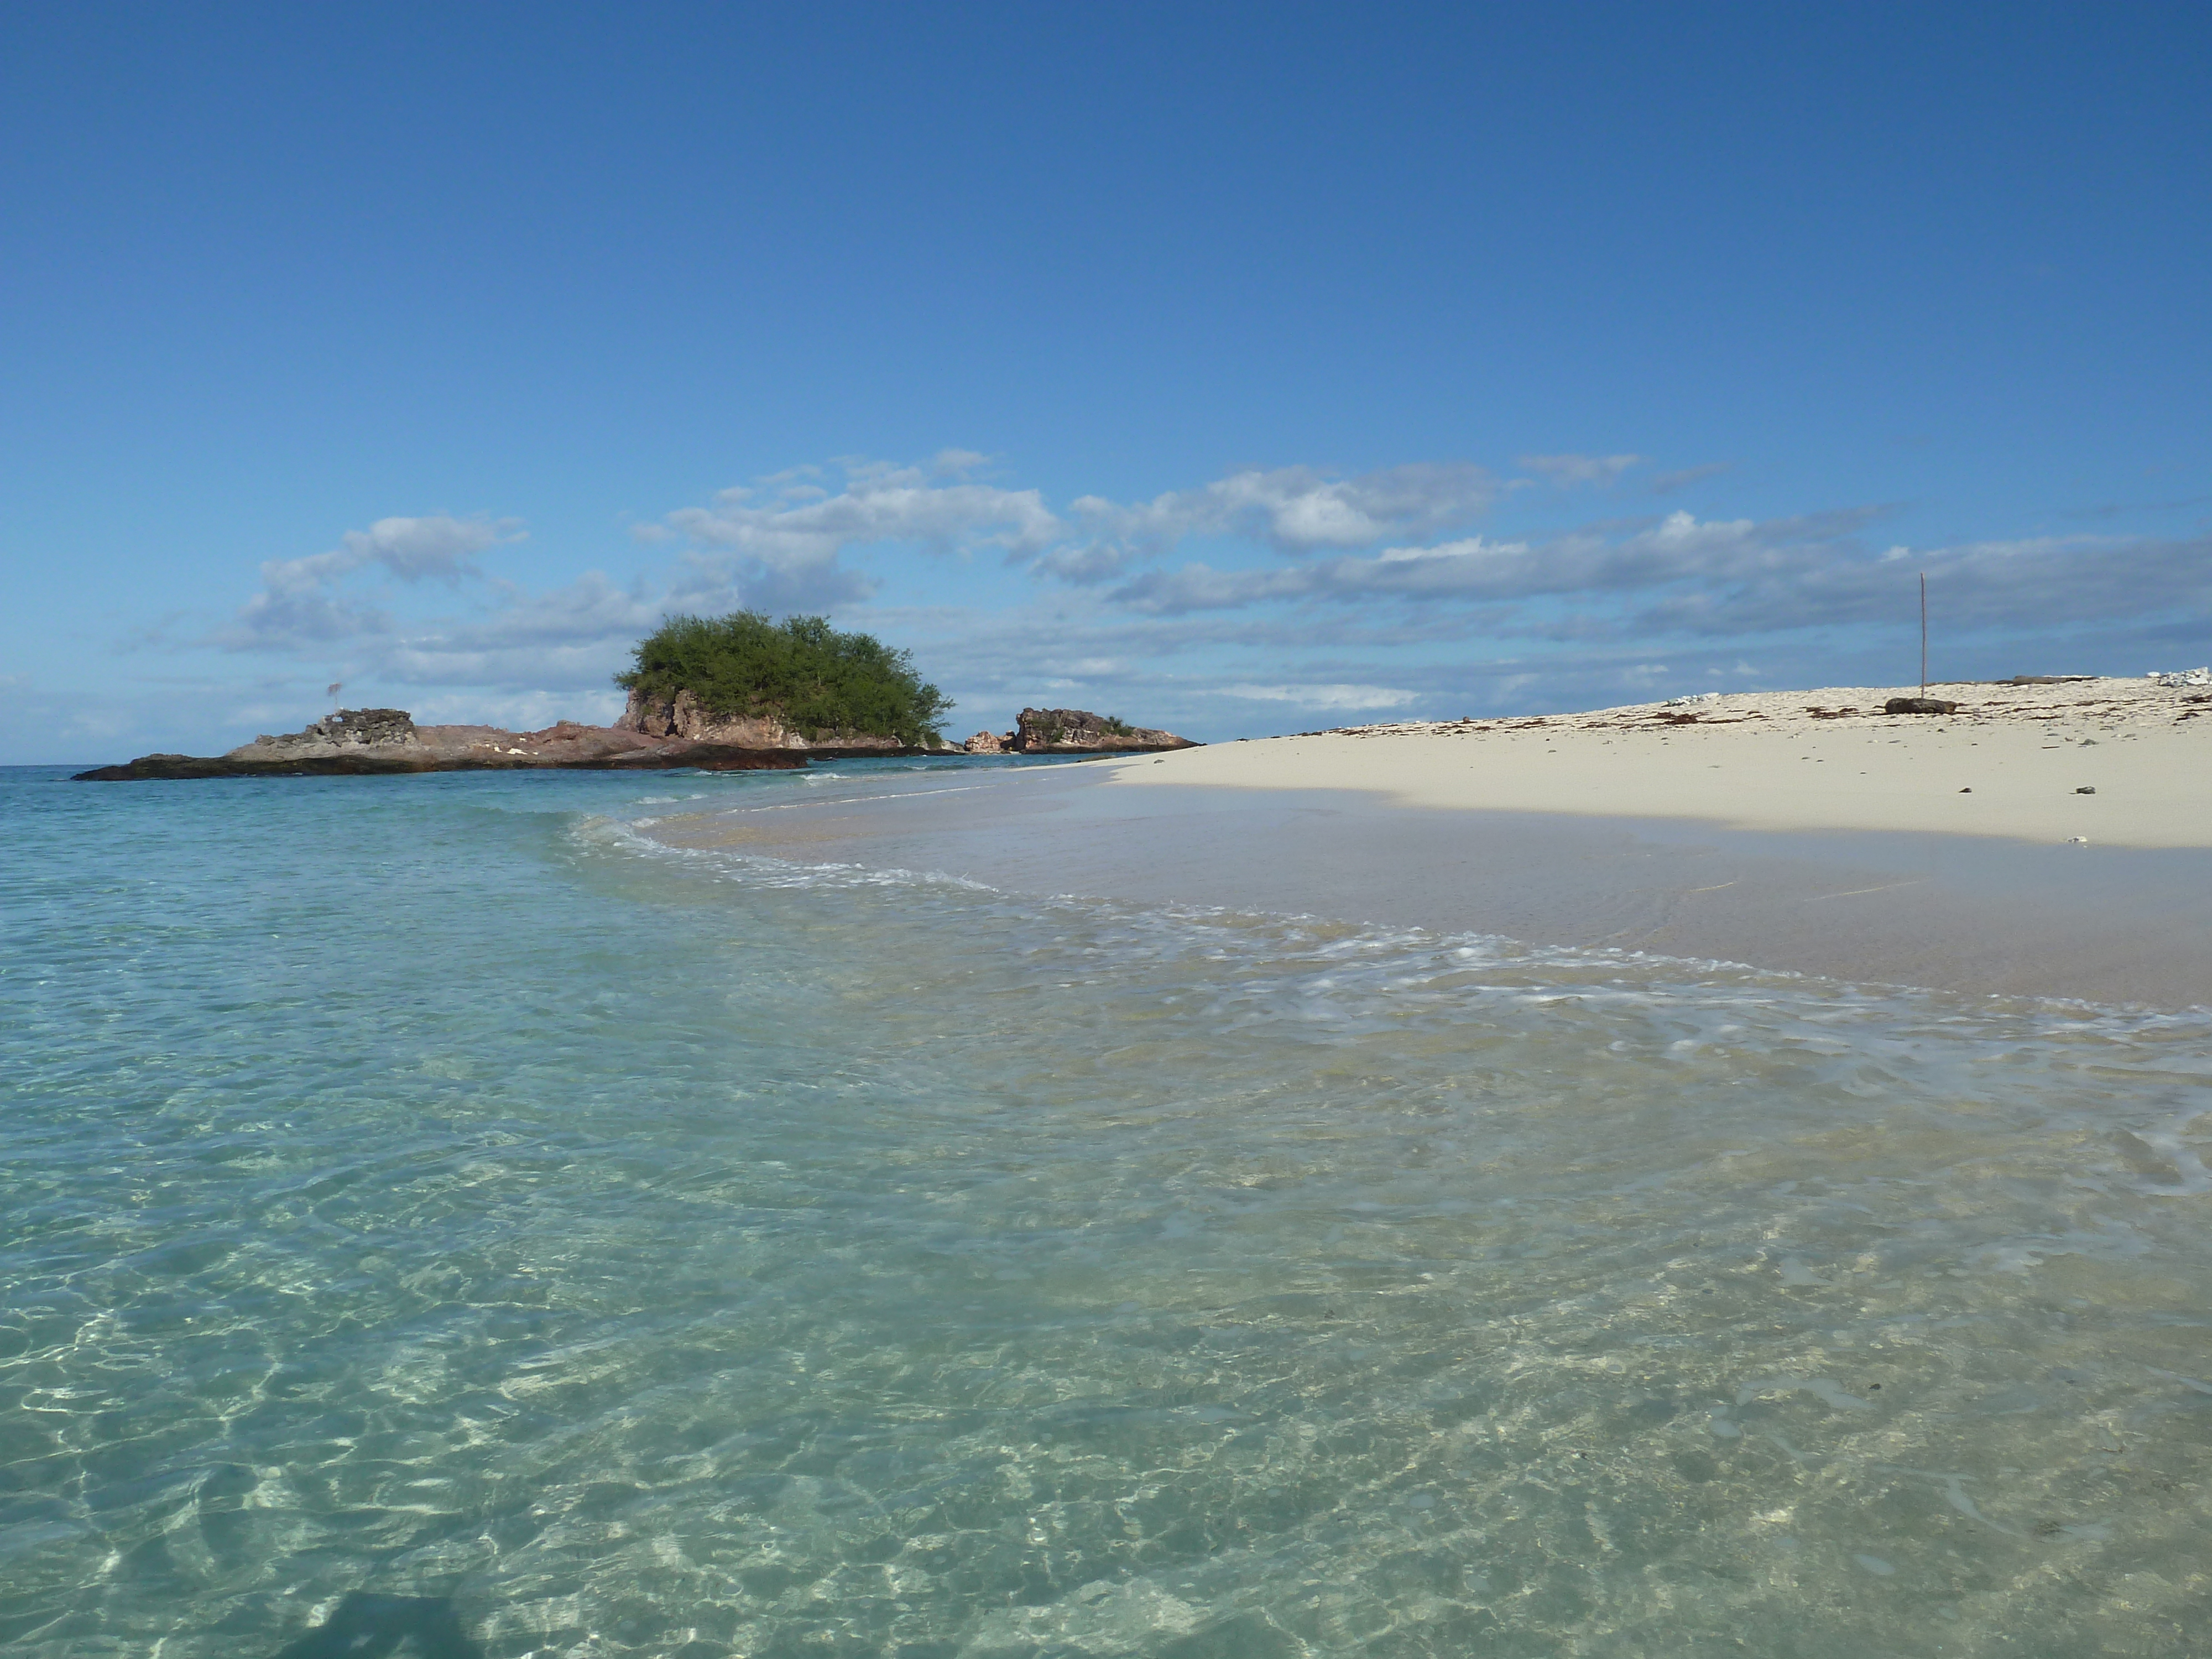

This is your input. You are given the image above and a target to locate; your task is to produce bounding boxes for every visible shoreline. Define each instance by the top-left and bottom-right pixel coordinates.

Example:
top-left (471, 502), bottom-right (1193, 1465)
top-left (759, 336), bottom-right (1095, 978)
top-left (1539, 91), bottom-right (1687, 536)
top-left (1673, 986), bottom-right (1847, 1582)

top-left (640, 681), bottom-right (2212, 1009)
top-left (1100, 676), bottom-right (2212, 849)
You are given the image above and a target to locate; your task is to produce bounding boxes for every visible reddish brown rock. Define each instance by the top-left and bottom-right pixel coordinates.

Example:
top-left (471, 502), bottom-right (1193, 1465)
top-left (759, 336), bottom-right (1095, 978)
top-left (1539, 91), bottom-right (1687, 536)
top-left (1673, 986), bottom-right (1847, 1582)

top-left (1010, 708), bottom-right (1197, 754)
top-left (73, 708), bottom-right (810, 780)
top-left (615, 687), bottom-right (908, 753)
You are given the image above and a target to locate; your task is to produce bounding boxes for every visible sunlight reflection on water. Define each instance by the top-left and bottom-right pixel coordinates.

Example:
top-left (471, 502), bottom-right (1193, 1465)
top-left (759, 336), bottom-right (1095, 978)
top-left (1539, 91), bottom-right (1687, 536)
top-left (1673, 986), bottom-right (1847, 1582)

top-left (3, 764), bottom-right (2209, 1657)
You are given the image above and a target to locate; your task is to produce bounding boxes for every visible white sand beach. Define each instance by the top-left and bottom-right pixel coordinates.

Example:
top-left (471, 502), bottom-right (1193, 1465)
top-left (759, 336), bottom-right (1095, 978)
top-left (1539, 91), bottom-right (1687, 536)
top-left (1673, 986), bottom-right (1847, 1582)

top-left (645, 675), bottom-right (2212, 1008)
top-left (1102, 676), bottom-right (2212, 849)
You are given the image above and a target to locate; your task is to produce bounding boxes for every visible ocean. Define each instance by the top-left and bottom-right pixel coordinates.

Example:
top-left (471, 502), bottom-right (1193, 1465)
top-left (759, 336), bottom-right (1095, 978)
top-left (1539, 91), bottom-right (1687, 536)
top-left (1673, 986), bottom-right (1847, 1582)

top-left (4, 760), bottom-right (2209, 1657)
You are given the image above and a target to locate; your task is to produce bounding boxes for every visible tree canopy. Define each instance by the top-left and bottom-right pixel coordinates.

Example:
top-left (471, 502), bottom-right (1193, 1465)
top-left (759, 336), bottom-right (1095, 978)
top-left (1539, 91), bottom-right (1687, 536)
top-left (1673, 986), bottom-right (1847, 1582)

top-left (617, 612), bottom-right (952, 745)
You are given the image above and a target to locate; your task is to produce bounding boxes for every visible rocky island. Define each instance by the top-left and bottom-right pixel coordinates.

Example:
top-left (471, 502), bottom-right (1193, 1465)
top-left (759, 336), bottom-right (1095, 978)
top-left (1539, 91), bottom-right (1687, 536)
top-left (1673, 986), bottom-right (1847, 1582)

top-left (994, 707), bottom-right (1197, 754)
top-left (74, 611), bottom-right (1198, 779)
top-left (71, 707), bottom-right (819, 780)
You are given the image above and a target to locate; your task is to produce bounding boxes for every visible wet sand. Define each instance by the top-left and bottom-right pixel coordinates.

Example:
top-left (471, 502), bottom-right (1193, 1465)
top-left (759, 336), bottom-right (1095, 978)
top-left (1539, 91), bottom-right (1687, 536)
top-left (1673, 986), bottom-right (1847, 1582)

top-left (646, 758), bottom-right (2212, 1010)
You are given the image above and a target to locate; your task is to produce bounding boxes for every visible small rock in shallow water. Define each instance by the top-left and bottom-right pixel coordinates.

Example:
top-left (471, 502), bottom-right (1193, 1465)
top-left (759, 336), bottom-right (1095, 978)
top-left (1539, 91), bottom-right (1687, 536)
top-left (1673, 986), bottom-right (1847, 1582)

top-left (2075, 786), bottom-right (2096, 794)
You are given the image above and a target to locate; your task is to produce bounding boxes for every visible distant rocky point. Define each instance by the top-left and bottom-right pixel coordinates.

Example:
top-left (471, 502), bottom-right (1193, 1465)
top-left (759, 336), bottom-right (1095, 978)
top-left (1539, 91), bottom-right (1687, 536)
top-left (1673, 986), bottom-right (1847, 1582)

top-left (1005, 708), bottom-right (1197, 754)
top-left (72, 702), bottom-right (1194, 779)
top-left (75, 708), bottom-right (817, 780)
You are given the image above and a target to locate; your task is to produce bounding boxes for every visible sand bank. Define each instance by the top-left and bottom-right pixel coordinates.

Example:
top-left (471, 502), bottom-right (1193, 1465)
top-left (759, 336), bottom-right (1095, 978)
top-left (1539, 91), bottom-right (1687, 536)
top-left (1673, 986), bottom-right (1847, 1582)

top-left (1100, 677), bottom-right (2212, 849)
top-left (647, 746), bottom-right (2212, 1011)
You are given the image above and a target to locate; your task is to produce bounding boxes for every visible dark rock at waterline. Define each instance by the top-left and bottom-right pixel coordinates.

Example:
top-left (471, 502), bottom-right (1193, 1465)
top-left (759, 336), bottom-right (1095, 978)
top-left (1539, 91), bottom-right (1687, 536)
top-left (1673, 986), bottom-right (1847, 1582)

top-left (1010, 707), bottom-right (1198, 754)
top-left (1884, 697), bottom-right (1960, 715)
top-left (74, 744), bottom-right (807, 780)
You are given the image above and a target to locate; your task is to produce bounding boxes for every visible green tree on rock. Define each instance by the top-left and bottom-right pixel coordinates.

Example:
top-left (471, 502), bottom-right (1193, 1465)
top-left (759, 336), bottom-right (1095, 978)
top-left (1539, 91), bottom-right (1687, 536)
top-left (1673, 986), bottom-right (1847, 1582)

top-left (617, 612), bottom-right (952, 745)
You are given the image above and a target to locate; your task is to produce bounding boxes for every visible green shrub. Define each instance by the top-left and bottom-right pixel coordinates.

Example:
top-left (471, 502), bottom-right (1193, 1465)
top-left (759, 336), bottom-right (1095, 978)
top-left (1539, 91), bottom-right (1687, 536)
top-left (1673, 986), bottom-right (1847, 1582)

top-left (616, 612), bottom-right (952, 744)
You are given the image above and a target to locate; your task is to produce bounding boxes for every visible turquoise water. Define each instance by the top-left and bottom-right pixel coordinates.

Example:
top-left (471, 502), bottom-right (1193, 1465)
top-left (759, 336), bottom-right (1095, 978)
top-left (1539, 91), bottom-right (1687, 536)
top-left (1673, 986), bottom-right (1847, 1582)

top-left (4, 761), bottom-right (2210, 1658)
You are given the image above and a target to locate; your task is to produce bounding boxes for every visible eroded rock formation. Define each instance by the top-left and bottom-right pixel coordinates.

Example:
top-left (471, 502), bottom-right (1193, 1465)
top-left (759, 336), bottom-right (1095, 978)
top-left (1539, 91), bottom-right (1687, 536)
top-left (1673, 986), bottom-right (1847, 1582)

top-left (227, 707), bottom-right (423, 760)
top-left (75, 711), bottom-right (810, 780)
top-left (615, 688), bottom-right (909, 753)
top-left (1010, 708), bottom-right (1197, 754)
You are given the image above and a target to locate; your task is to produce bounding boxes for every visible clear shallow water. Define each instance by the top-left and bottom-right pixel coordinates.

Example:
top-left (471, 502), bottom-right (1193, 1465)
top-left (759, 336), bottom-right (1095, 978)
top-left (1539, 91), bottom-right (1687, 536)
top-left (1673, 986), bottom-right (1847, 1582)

top-left (3, 762), bottom-right (2210, 1658)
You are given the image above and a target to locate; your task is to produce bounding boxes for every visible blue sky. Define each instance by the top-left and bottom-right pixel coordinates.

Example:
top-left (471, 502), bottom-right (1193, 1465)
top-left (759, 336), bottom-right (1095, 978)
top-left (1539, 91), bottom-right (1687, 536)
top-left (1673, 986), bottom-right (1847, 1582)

top-left (3, 3), bottom-right (2206, 761)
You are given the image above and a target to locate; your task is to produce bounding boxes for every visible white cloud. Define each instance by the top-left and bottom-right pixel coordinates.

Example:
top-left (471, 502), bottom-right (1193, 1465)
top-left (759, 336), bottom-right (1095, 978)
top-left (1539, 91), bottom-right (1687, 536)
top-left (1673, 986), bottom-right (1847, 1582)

top-left (374, 570), bottom-right (702, 689)
top-left (1067, 462), bottom-right (1494, 558)
top-left (1519, 453), bottom-right (1646, 487)
top-left (656, 459), bottom-right (1062, 612)
top-left (1031, 540), bottom-right (1145, 587)
top-left (1648, 462), bottom-right (1733, 493)
top-left (1109, 509), bottom-right (1885, 617)
top-left (1223, 683), bottom-right (1418, 710)
top-left (178, 456), bottom-right (2212, 759)
top-left (226, 515), bottom-right (522, 648)
top-left (1644, 531), bottom-right (2212, 637)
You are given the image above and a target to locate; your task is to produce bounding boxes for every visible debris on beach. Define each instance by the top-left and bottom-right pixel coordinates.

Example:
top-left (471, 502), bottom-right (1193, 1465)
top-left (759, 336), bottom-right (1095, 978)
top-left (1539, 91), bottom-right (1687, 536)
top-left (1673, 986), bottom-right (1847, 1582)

top-left (1885, 696), bottom-right (1960, 714)
top-left (2149, 666), bottom-right (2211, 688)
top-left (1300, 674), bottom-right (2210, 746)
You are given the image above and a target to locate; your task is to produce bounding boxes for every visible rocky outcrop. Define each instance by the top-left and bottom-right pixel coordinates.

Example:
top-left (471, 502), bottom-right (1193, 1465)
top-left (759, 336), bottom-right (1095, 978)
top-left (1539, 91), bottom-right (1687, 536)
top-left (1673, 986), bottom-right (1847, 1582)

top-left (227, 707), bottom-right (422, 759)
top-left (1010, 708), bottom-right (1197, 754)
top-left (1885, 697), bottom-right (1960, 715)
top-left (75, 711), bottom-right (809, 780)
top-left (77, 701), bottom-right (1193, 779)
top-left (615, 687), bottom-right (909, 753)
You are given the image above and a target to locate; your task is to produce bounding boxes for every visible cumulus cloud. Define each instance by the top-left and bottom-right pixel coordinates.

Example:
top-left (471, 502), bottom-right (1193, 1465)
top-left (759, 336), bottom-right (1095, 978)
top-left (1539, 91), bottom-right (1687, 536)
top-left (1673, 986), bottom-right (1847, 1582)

top-left (213, 459), bottom-right (1074, 684)
top-left (1104, 501), bottom-right (2212, 671)
top-left (1109, 509), bottom-right (1886, 617)
top-left (186, 455), bottom-right (2211, 755)
top-left (225, 515), bottom-right (522, 648)
top-left (1518, 453), bottom-right (1646, 487)
top-left (1031, 541), bottom-right (1146, 587)
top-left (375, 570), bottom-right (719, 690)
top-left (655, 459), bottom-right (1062, 612)
top-left (1066, 462), bottom-right (1494, 559)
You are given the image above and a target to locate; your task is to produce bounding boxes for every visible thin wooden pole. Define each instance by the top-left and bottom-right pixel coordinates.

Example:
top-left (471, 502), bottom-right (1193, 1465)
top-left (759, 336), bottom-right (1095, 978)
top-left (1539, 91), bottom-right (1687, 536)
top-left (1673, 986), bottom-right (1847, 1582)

top-left (1920, 572), bottom-right (1928, 696)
